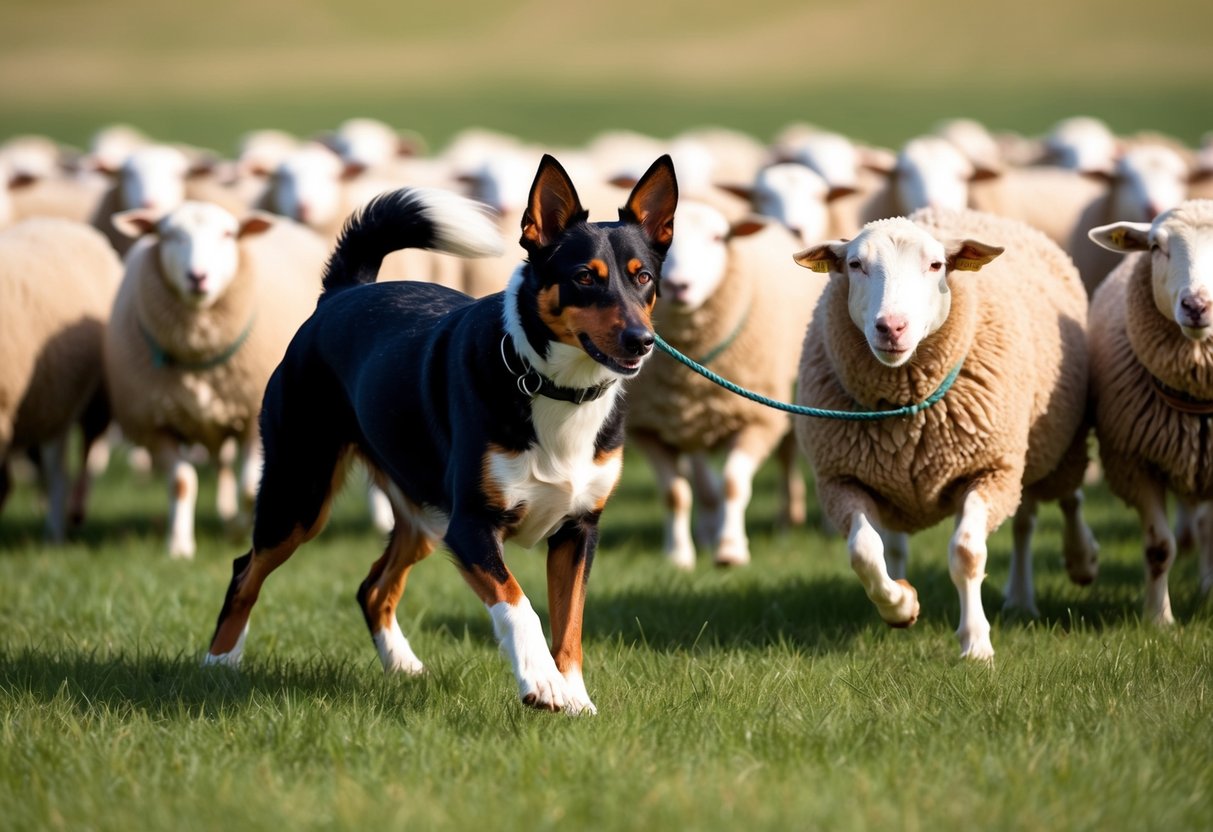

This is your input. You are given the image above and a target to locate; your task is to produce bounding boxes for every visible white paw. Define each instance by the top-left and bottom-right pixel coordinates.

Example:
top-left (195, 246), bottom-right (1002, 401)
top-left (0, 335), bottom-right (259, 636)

top-left (169, 535), bottom-right (196, 560)
top-left (202, 625), bottom-right (247, 668)
top-left (666, 541), bottom-right (696, 571)
top-left (489, 598), bottom-right (577, 713)
top-left (958, 627), bottom-right (994, 662)
top-left (374, 620), bottom-right (426, 675)
top-left (713, 535), bottom-right (751, 567)
top-left (560, 668), bottom-right (597, 716)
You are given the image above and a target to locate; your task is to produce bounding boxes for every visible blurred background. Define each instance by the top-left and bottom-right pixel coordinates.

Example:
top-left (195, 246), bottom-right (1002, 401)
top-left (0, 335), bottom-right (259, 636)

top-left (3, 0), bottom-right (1211, 151)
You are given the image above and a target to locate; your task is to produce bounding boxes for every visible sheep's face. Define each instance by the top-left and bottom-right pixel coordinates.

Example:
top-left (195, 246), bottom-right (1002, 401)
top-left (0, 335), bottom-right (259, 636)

top-left (140, 203), bottom-right (273, 309)
top-left (120, 146), bottom-right (189, 214)
top-left (660, 202), bottom-right (738, 312)
top-left (894, 138), bottom-right (974, 214)
top-left (271, 146), bottom-right (348, 228)
top-left (752, 164), bottom-right (831, 246)
top-left (1090, 203), bottom-right (1213, 340)
top-left (1045, 116), bottom-right (1118, 174)
top-left (1110, 146), bottom-right (1189, 222)
top-left (791, 131), bottom-right (861, 188)
top-left (793, 219), bottom-right (1002, 368)
top-left (468, 152), bottom-right (537, 216)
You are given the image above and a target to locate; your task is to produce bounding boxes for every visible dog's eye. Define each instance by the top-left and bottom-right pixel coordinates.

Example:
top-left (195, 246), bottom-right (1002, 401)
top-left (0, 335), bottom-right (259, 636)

top-left (636, 271), bottom-right (652, 285)
top-left (574, 270), bottom-right (595, 286)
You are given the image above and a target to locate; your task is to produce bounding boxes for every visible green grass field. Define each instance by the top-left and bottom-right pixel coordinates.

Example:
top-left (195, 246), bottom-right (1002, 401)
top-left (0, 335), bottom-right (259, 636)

top-left (3, 1), bottom-right (1213, 828)
top-left (1, 449), bottom-right (1210, 831)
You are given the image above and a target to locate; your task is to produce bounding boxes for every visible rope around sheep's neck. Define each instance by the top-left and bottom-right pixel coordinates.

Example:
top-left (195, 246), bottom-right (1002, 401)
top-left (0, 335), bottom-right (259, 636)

top-left (653, 333), bottom-right (963, 421)
top-left (139, 313), bottom-right (257, 372)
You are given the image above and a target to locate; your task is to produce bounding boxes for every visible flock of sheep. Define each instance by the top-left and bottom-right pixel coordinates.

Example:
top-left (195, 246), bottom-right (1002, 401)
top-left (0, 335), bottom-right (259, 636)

top-left (2, 114), bottom-right (1212, 661)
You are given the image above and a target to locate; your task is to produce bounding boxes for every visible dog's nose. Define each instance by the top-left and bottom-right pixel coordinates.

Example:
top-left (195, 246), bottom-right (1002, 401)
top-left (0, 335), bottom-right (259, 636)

top-left (621, 326), bottom-right (655, 357)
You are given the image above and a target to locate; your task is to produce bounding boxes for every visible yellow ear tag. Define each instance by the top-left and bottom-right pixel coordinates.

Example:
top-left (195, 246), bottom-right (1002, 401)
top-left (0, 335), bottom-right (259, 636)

top-left (952, 258), bottom-right (985, 271)
top-left (808, 260), bottom-right (831, 273)
top-left (1110, 228), bottom-right (1127, 248)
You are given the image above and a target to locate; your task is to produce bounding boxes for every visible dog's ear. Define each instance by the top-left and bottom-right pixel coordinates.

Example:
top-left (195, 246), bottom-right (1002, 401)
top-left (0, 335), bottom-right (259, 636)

top-left (621, 154), bottom-right (678, 254)
top-left (520, 154), bottom-right (585, 252)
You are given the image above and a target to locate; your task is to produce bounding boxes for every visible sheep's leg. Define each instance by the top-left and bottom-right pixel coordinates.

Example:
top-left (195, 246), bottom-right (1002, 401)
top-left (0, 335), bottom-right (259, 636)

top-left (951, 489), bottom-right (995, 661)
top-left (69, 387), bottom-right (111, 529)
top-left (39, 436), bottom-right (70, 544)
top-left (1060, 489), bottom-right (1099, 585)
top-left (1193, 501), bottom-right (1213, 596)
top-left (216, 437), bottom-right (240, 526)
top-left (775, 432), bottom-right (807, 529)
top-left (689, 453), bottom-right (723, 550)
top-left (1003, 497), bottom-right (1040, 617)
top-left (821, 480), bottom-right (919, 626)
top-left (155, 440), bottom-right (197, 560)
top-left (631, 431), bottom-right (695, 569)
top-left (1135, 485), bottom-right (1176, 625)
top-left (1174, 500), bottom-right (1195, 555)
top-left (881, 529), bottom-right (910, 582)
top-left (715, 444), bottom-right (759, 567)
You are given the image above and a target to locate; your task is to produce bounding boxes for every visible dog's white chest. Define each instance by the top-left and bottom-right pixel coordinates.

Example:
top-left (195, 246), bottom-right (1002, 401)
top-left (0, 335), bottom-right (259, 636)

top-left (485, 397), bottom-right (622, 549)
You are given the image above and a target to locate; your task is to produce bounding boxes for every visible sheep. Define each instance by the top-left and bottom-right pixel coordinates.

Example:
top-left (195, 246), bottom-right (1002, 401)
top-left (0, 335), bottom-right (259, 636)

top-left (104, 201), bottom-right (329, 558)
top-left (933, 118), bottom-right (1006, 173)
top-left (1067, 141), bottom-right (1195, 294)
top-left (625, 201), bottom-right (820, 568)
top-left (792, 208), bottom-right (1097, 659)
top-left (0, 219), bottom-right (124, 541)
top-left (1086, 199), bottom-right (1213, 621)
top-left (1190, 134), bottom-right (1213, 200)
top-left (718, 162), bottom-right (857, 245)
top-left (317, 117), bottom-right (426, 170)
top-left (1041, 116), bottom-right (1120, 173)
top-left (256, 142), bottom-right (463, 289)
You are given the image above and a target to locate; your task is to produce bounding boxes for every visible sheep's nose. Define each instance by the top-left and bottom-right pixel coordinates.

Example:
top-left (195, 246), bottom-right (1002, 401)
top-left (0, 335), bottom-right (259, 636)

top-left (621, 325), bottom-right (655, 357)
top-left (875, 315), bottom-right (908, 338)
top-left (1180, 295), bottom-right (1209, 319)
top-left (187, 270), bottom-right (207, 289)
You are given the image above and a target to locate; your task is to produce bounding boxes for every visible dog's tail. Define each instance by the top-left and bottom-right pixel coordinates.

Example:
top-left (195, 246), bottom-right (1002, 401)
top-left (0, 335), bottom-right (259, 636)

top-left (321, 187), bottom-right (504, 296)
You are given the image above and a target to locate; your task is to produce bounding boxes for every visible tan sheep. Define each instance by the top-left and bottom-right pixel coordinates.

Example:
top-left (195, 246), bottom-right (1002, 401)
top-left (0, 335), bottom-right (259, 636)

top-left (626, 201), bottom-right (819, 568)
top-left (0, 219), bottom-right (123, 540)
top-left (105, 201), bottom-right (329, 558)
top-left (793, 208), bottom-right (1097, 659)
top-left (1087, 199), bottom-right (1213, 622)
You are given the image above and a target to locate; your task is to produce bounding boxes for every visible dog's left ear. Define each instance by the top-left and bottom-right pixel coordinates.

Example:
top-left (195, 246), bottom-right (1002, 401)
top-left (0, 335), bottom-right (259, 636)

top-left (621, 154), bottom-right (678, 255)
top-left (521, 154), bottom-right (586, 252)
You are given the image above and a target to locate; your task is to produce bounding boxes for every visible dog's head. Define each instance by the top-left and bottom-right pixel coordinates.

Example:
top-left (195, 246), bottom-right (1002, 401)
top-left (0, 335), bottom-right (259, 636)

top-left (509, 154), bottom-right (677, 385)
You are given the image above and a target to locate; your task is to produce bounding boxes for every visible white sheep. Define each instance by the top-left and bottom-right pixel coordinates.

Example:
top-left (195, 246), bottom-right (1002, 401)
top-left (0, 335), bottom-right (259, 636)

top-left (793, 208), bottom-right (1097, 659)
top-left (104, 201), bottom-right (330, 558)
top-left (0, 219), bottom-right (124, 541)
top-left (1087, 199), bottom-right (1213, 621)
top-left (719, 162), bottom-right (856, 245)
top-left (626, 201), bottom-right (820, 568)
top-left (1041, 116), bottom-right (1120, 173)
top-left (318, 117), bottom-right (426, 170)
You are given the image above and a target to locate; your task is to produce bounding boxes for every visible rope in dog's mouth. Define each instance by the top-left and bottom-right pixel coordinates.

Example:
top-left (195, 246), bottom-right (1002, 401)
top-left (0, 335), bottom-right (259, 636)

top-left (653, 333), bottom-right (962, 421)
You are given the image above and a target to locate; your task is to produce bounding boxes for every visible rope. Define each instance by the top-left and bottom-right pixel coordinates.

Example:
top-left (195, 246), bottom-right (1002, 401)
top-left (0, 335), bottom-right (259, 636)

top-left (140, 314), bottom-right (257, 371)
top-left (653, 333), bottom-right (962, 421)
top-left (693, 299), bottom-right (751, 366)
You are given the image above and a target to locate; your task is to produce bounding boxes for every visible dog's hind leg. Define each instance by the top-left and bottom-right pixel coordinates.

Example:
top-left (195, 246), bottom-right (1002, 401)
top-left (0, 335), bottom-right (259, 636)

top-left (356, 499), bottom-right (436, 675)
top-left (546, 514), bottom-right (600, 715)
top-left (204, 428), bottom-right (349, 668)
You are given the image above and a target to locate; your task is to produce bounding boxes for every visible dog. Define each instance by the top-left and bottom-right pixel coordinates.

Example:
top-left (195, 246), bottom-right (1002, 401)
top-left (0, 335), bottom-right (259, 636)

top-left (204, 154), bottom-right (678, 714)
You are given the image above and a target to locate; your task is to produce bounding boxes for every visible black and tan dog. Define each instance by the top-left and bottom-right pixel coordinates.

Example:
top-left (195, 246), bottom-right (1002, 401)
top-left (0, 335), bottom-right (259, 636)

top-left (204, 155), bottom-right (678, 713)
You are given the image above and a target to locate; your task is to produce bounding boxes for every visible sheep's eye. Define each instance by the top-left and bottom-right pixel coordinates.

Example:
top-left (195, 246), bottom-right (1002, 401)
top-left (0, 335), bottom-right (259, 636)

top-left (848, 259), bottom-right (863, 271)
top-left (929, 261), bottom-right (943, 271)
top-left (636, 270), bottom-right (652, 286)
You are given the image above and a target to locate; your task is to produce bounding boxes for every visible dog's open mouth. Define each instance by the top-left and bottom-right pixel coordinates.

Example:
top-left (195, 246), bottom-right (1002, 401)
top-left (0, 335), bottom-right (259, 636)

top-left (578, 333), bottom-right (645, 376)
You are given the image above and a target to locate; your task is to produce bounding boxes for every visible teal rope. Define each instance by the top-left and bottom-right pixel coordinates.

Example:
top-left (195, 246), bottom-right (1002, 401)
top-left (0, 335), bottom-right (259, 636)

top-left (694, 300), bottom-right (751, 366)
top-left (653, 332), bottom-right (963, 421)
top-left (141, 314), bottom-right (256, 371)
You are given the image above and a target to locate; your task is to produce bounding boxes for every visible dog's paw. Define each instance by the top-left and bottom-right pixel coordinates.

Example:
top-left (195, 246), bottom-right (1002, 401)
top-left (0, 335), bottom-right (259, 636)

top-left (490, 598), bottom-right (593, 714)
top-left (373, 621), bottom-right (425, 675)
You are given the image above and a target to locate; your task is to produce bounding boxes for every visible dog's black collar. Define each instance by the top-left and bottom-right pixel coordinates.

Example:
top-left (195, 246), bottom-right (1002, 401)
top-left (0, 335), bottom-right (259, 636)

top-left (500, 335), bottom-right (616, 404)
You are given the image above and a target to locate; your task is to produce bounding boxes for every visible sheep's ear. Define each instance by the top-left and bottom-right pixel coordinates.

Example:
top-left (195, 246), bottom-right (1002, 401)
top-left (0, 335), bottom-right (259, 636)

top-left (1088, 221), bottom-right (1152, 253)
top-left (112, 209), bottom-right (160, 240)
top-left (728, 217), bottom-right (768, 239)
top-left (1189, 168), bottom-right (1213, 185)
top-left (621, 154), bottom-right (678, 254)
top-left (1082, 169), bottom-right (1117, 185)
top-left (186, 153), bottom-right (219, 179)
top-left (237, 211), bottom-right (276, 239)
top-left (521, 154), bottom-right (587, 252)
top-left (716, 183), bottom-right (755, 202)
top-left (8, 171), bottom-right (38, 190)
top-left (793, 241), bottom-right (847, 274)
top-left (340, 161), bottom-right (367, 181)
top-left (607, 173), bottom-right (638, 189)
top-left (969, 164), bottom-right (1002, 182)
top-left (859, 146), bottom-right (897, 174)
top-left (946, 239), bottom-right (1004, 271)
top-left (826, 185), bottom-right (858, 202)
top-left (396, 131), bottom-right (426, 158)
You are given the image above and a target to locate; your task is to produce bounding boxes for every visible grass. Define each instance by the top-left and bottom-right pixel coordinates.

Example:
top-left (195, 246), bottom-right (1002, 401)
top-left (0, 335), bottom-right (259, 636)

top-left (1, 449), bottom-right (1210, 831)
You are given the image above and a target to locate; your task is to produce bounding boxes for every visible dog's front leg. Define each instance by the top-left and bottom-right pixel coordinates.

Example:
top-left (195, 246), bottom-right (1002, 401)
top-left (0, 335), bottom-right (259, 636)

top-left (448, 520), bottom-right (576, 713)
top-left (546, 514), bottom-right (599, 715)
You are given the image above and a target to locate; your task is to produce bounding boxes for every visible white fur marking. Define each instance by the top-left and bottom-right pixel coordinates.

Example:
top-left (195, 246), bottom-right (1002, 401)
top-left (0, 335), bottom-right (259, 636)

top-left (373, 618), bottom-right (425, 675)
top-left (202, 623), bottom-right (248, 668)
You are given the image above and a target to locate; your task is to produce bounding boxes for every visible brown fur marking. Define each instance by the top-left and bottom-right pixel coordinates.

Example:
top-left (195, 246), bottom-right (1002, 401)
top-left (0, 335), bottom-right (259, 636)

top-left (547, 537), bottom-right (589, 673)
top-left (460, 564), bottom-right (525, 607)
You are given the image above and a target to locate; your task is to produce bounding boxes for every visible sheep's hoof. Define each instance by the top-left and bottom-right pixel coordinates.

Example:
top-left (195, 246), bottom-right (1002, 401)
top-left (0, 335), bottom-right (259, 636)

top-left (713, 537), bottom-right (750, 568)
top-left (881, 579), bottom-right (920, 628)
